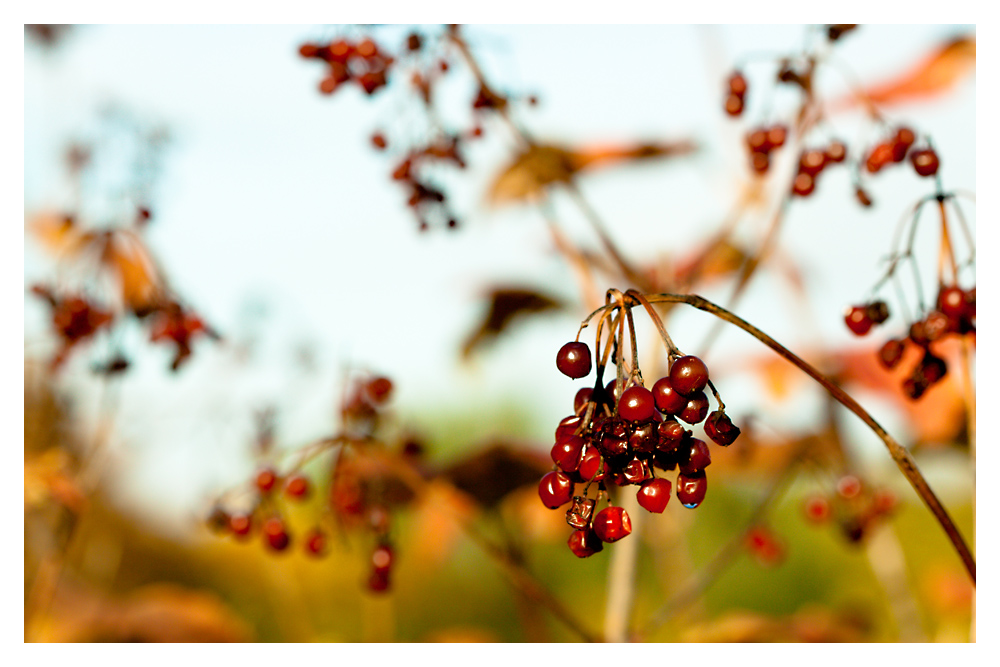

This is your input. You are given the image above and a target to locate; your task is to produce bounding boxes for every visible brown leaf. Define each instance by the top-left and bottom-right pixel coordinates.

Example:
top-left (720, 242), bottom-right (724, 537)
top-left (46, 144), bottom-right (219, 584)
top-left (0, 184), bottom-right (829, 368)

top-left (441, 442), bottom-right (551, 508)
top-left (461, 287), bottom-right (563, 359)
top-left (487, 141), bottom-right (696, 205)
top-left (837, 35), bottom-right (975, 109)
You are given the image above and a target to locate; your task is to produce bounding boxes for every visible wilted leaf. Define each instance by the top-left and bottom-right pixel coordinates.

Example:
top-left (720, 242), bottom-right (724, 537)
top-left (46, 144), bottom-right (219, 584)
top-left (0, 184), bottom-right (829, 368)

top-left (837, 35), bottom-right (975, 109)
top-left (100, 231), bottom-right (165, 314)
top-left (461, 287), bottom-right (563, 359)
top-left (487, 140), bottom-right (696, 205)
top-left (441, 442), bottom-right (550, 508)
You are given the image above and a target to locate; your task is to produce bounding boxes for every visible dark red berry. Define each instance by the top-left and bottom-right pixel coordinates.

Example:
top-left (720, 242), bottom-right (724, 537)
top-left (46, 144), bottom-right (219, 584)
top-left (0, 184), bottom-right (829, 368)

top-left (305, 528), bottom-right (327, 556)
top-left (577, 446), bottom-right (606, 482)
top-left (746, 128), bottom-right (770, 153)
top-left (798, 149), bottom-right (827, 176)
top-left (657, 420), bottom-right (686, 452)
top-left (573, 387), bottom-right (593, 414)
top-left (844, 305), bottom-right (873, 336)
top-left (636, 478), bottom-right (671, 513)
top-left (652, 376), bottom-right (687, 415)
top-left (551, 435), bottom-right (586, 473)
top-left (678, 392), bottom-right (709, 425)
top-left (229, 514), bottom-right (253, 539)
top-left (555, 415), bottom-right (583, 443)
top-left (878, 339), bottom-right (906, 370)
top-left (750, 151), bottom-right (770, 174)
top-left (628, 421), bottom-right (658, 454)
top-left (903, 375), bottom-right (929, 400)
top-left (676, 471), bottom-right (708, 508)
top-left (678, 437), bottom-right (711, 474)
top-left (919, 352), bottom-right (948, 385)
top-left (299, 43), bottom-right (320, 58)
top-left (724, 94), bottom-right (744, 116)
top-left (937, 286), bottom-right (966, 320)
top-left (619, 386), bottom-right (655, 422)
top-left (371, 133), bottom-right (388, 150)
top-left (592, 506), bottom-right (632, 543)
top-left (566, 496), bottom-right (596, 530)
top-left (364, 376), bottom-right (393, 404)
top-left (669, 356), bottom-right (709, 397)
top-left (556, 342), bottom-right (592, 379)
top-left (256, 468), bottom-right (278, 494)
top-left (368, 569), bottom-right (390, 592)
top-left (825, 140), bottom-right (847, 164)
top-left (285, 474), bottom-right (310, 499)
top-left (855, 186), bottom-right (873, 207)
top-left (792, 173), bottom-right (815, 197)
top-left (767, 125), bottom-right (788, 149)
top-left (728, 72), bottom-right (748, 96)
top-left (622, 457), bottom-right (652, 484)
top-left (703, 410), bottom-right (740, 446)
top-left (865, 301), bottom-right (890, 325)
top-left (568, 529), bottom-right (604, 557)
top-left (923, 310), bottom-right (953, 342)
top-left (406, 33), bottom-right (422, 51)
top-left (910, 148), bottom-right (940, 177)
top-left (538, 471), bottom-right (575, 509)
top-left (263, 517), bottom-right (290, 552)
top-left (891, 127), bottom-right (915, 162)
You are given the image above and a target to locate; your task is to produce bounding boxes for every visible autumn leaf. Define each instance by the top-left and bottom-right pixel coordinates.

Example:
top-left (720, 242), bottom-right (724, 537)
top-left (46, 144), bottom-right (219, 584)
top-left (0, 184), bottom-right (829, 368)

top-left (100, 231), bottom-right (165, 314)
top-left (835, 35), bottom-right (975, 110)
top-left (461, 287), bottom-right (563, 359)
top-left (441, 442), bottom-right (550, 508)
top-left (28, 212), bottom-right (95, 259)
top-left (487, 140), bottom-right (696, 205)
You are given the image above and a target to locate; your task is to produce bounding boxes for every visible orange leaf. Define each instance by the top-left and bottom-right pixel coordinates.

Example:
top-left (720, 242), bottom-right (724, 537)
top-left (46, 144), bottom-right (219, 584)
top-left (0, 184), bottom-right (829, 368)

top-left (838, 35), bottom-right (975, 109)
top-left (28, 212), bottom-right (95, 259)
top-left (100, 231), bottom-right (165, 313)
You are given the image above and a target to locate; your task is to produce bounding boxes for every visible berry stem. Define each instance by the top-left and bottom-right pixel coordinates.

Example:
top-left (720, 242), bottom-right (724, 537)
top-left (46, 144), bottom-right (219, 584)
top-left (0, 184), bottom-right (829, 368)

top-left (620, 291), bottom-right (976, 583)
top-left (603, 490), bottom-right (641, 642)
top-left (936, 196), bottom-right (958, 286)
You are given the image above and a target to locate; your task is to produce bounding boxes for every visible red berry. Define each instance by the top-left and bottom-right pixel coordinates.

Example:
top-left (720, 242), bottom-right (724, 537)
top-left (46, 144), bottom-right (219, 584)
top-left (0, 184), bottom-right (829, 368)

top-left (368, 569), bottom-right (390, 592)
top-left (910, 148), bottom-right (940, 177)
top-left (568, 529), bottom-right (604, 557)
top-left (652, 376), bottom-right (687, 415)
top-left (791, 172), bottom-right (815, 197)
top-left (622, 456), bottom-right (652, 484)
top-left (825, 140), bottom-right (847, 164)
top-left (678, 392), bottom-right (709, 425)
top-left (703, 410), bottom-right (740, 446)
top-left (891, 127), bottom-right (915, 162)
top-left (555, 415), bottom-right (583, 444)
top-left (669, 356), bottom-right (709, 397)
top-left (592, 506), bottom-right (632, 543)
top-left (285, 474), bottom-right (310, 499)
top-left (299, 43), bottom-right (320, 58)
top-left (872, 489), bottom-right (897, 515)
top-left (676, 471), bottom-right (707, 508)
top-left (844, 305), bottom-right (873, 336)
top-left (551, 435), bottom-right (586, 473)
top-left (767, 125), bottom-right (788, 148)
top-left (804, 495), bottom-right (830, 523)
top-left (837, 475), bottom-right (861, 499)
top-left (556, 342), bottom-right (592, 379)
top-left (256, 468), bottom-right (278, 494)
top-left (657, 420), bottom-right (686, 452)
top-left (724, 94), bottom-right (744, 116)
top-left (678, 437), bottom-right (711, 474)
top-left (636, 478), bottom-right (671, 513)
top-left (728, 72), bottom-right (748, 96)
top-left (855, 186), bottom-right (873, 207)
top-left (229, 513), bottom-right (253, 539)
top-left (750, 151), bottom-right (770, 174)
top-left (263, 517), bottom-right (290, 552)
top-left (372, 544), bottom-right (393, 573)
top-left (577, 446), bottom-right (606, 482)
top-left (538, 471), bottom-right (575, 509)
top-left (573, 387), bottom-right (593, 414)
top-left (566, 496), bottom-right (596, 530)
top-left (628, 421), bottom-right (658, 454)
top-left (304, 528), bottom-right (327, 556)
top-left (878, 339), bottom-right (905, 370)
top-left (798, 149), bottom-right (827, 176)
top-left (746, 128), bottom-right (770, 153)
top-left (937, 285), bottom-right (966, 320)
top-left (364, 376), bottom-right (393, 404)
top-left (619, 386), bottom-right (655, 422)
top-left (371, 133), bottom-right (388, 150)
top-left (865, 143), bottom-right (894, 173)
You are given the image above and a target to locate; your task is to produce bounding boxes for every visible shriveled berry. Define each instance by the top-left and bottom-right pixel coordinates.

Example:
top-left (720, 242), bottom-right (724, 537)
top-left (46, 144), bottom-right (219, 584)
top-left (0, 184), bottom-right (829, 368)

top-left (678, 437), bottom-right (711, 474)
top-left (652, 376), bottom-right (687, 415)
top-left (844, 305), bottom-right (873, 336)
top-left (669, 356), bottom-right (709, 397)
top-left (622, 457), bottom-right (652, 484)
top-left (566, 496), bottom-right (596, 530)
top-left (637, 478), bottom-right (672, 513)
top-left (619, 386), bottom-right (655, 422)
top-left (256, 468), bottom-right (278, 494)
top-left (657, 420), bottom-right (686, 452)
top-left (285, 474), bottom-right (310, 499)
top-left (703, 410), bottom-right (741, 446)
top-left (678, 392), bottom-right (709, 425)
top-left (910, 148), bottom-right (940, 177)
top-left (878, 339), bottom-right (905, 370)
top-left (676, 471), bottom-right (708, 508)
top-left (556, 342), bottom-right (592, 379)
top-left (568, 529), bottom-right (604, 557)
top-left (592, 506), bottom-right (632, 543)
top-left (551, 435), bottom-right (586, 473)
top-left (538, 471), bottom-right (575, 509)
top-left (628, 421), bottom-right (658, 454)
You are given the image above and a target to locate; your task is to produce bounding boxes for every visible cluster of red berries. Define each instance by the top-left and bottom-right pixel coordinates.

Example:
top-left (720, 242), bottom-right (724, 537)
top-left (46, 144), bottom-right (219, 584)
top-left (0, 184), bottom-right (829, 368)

top-left (30, 286), bottom-right (114, 370)
top-left (847, 282), bottom-right (975, 399)
top-left (389, 133), bottom-right (472, 232)
top-left (863, 126), bottom-right (920, 174)
top-left (724, 71), bottom-right (748, 117)
top-left (542, 341), bottom-right (740, 557)
top-left (298, 38), bottom-right (394, 96)
top-left (147, 301), bottom-right (215, 371)
top-left (791, 140), bottom-right (847, 197)
top-left (745, 124), bottom-right (787, 174)
top-left (803, 474), bottom-right (897, 543)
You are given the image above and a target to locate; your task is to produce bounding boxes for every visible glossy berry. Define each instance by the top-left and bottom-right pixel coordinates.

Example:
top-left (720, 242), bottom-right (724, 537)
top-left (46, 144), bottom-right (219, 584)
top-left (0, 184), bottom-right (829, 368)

top-left (910, 148), bottom-right (940, 177)
top-left (844, 305), bottom-right (873, 336)
top-left (703, 410), bottom-right (741, 446)
top-left (556, 342), bottom-right (592, 379)
top-left (937, 286), bottom-right (966, 320)
top-left (678, 392), bottom-right (709, 425)
top-left (891, 127), bottom-right (915, 162)
top-left (538, 471), bottom-right (575, 509)
top-left (636, 478), bottom-right (671, 513)
top-left (592, 506), bottom-right (632, 543)
top-left (262, 517), bottom-right (290, 552)
top-left (676, 471), bottom-right (708, 508)
top-left (573, 387), bottom-right (593, 414)
top-left (619, 386), bottom-right (655, 422)
top-left (669, 356), bottom-right (709, 397)
top-left (622, 456), bottom-right (652, 484)
top-left (555, 415), bottom-right (583, 443)
top-left (568, 529), bottom-right (604, 558)
top-left (865, 143), bottom-right (894, 173)
top-left (551, 435), bottom-right (586, 473)
top-left (285, 474), bottom-right (310, 499)
top-left (878, 339), bottom-right (905, 370)
top-left (577, 446), bottom-right (606, 482)
top-left (628, 421), bottom-right (658, 454)
top-left (304, 528), bottom-right (327, 556)
top-left (657, 420), bottom-right (686, 452)
top-left (256, 468), bottom-right (278, 494)
top-left (652, 376), bottom-right (687, 415)
top-left (566, 496), bottom-right (596, 530)
top-left (678, 437), bottom-right (711, 474)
